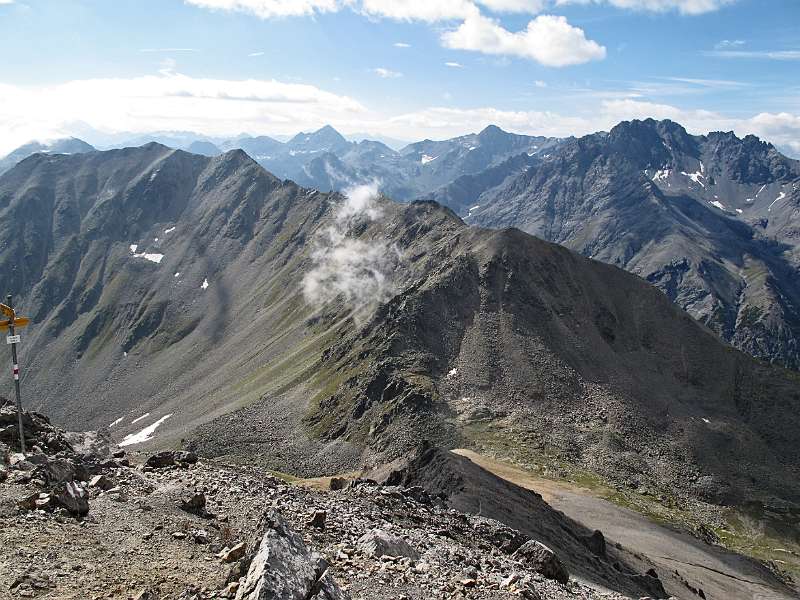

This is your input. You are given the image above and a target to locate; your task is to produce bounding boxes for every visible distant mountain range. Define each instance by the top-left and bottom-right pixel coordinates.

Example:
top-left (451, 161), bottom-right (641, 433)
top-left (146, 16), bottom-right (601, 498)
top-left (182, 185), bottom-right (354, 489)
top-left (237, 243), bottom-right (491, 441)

top-left (3, 120), bottom-right (799, 370)
top-left (427, 119), bottom-right (800, 370)
top-left (1, 144), bottom-right (798, 520)
top-left (0, 138), bottom-right (95, 175)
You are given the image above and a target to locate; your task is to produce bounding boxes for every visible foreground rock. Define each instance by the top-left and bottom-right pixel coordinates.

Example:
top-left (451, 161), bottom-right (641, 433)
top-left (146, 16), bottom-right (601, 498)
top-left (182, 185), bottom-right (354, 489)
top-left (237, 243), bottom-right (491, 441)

top-left (357, 529), bottom-right (420, 560)
top-left (514, 541), bottom-right (569, 585)
top-left (236, 510), bottom-right (349, 600)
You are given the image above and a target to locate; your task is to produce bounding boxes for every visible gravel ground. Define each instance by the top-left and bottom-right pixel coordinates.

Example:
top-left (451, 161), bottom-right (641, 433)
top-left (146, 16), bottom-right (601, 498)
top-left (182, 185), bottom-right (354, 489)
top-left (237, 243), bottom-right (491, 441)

top-left (1, 454), bottom-right (638, 600)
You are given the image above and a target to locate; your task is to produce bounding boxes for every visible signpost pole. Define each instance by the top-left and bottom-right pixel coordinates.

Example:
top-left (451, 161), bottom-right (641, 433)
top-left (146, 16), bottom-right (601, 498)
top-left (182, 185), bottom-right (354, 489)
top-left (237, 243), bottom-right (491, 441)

top-left (7, 295), bottom-right (25, 455)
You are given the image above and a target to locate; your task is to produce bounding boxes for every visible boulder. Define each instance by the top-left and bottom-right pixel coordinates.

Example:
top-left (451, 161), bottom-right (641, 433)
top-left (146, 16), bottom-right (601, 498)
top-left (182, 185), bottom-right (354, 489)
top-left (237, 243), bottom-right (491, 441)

top-left (145, 450), bottom-right (198, 469)
top-left (52, 481), bottom-right (89, 516)
top-left (235, 510), bottom-right (349, 600)
top-left (145, 451), bottom-right (176, 469)
top-left (180, 492), bottom-right (209, 517)
top-left (400, 486), bottom-right (431, 505)
top-left (513, 541), bottom-right (569, 584)
top-left (357, 529), bottom-right (419, 560)
top-left (174, 450), bottom-right (198, 465)
top-left (581, 529), bottom-right (606, 557)
top-left (307, 510), bottom-right (326, 530)
top-left (328, 477), bottom-right (347, 491)
top-left (89, 474), bottom-right (115, 491)
top-left (629, 572), bottom-right (667, 598)
top-left (471, 517), bottom-right (529, 554)
top-left (220, 542), bottom-right (247, 563)
top-left (37, 457), bottom-right (77, 486)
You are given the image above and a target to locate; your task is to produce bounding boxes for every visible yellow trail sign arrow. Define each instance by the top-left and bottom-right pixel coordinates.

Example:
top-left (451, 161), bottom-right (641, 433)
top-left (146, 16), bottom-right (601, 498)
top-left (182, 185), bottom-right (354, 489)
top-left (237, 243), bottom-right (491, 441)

top-left (0, 304), bottom-right (14, 319)
top-left (0, 317), bottom-right (29, 331)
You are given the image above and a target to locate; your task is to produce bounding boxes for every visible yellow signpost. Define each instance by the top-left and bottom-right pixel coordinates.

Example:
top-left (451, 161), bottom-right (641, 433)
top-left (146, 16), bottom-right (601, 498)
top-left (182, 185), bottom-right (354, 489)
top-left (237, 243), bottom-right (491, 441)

top-left (1, 297), bottom-right (30, 454)
top-left (0, 317), bottom-right (29, 331)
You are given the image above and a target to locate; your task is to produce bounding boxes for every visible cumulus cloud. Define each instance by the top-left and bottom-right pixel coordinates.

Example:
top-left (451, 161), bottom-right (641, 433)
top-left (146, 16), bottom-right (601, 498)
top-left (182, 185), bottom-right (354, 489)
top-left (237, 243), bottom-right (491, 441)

top-left (554, 0), bottom-right (737, 14)
top-left (747, 112), bottom-right (800, 155)
top-left (302, 182), bottom-right (402, 318)
top-left (441, 13), bottom-right (606, 67)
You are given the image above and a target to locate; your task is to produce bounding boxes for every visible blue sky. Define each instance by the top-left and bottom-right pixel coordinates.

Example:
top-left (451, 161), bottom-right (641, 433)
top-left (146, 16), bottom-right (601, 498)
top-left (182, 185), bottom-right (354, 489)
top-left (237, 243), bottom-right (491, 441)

top-left (0, 0), bottom-right (798, 155)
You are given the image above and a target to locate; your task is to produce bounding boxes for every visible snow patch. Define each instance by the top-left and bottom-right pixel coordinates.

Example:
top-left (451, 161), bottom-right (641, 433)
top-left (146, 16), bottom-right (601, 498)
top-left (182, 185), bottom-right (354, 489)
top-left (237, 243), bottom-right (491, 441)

top-left (768, 191), bottom-right (786, 212)
top-left (736, 208), bottom-right (743, 214)
top-left (129, 244), bottom-right (164, 264)
top-left (702, 418), bottom-right (710, 424)
top-left (135, 252), bottom-right (164, 264)
top-left (109, 417), bottom-right (123, 428)
top-left (164, 227), bottom-right (176, 234)
top-left (681, 170), bottom-right (705, 188)
top-left (447, 368), bottom-right (458, 378)
top-left (651, 169), bottom-right (670, 183)
top-left (201, 278), bottom-right (209, 290)
top-left (119, 414), bottom-right (173, 447)
top-left (709, 200), bottom-right (726, 210)
top-left (174, 272), bottom-right (180, 278)
top-left (421, 154), bottom-right (437, 165)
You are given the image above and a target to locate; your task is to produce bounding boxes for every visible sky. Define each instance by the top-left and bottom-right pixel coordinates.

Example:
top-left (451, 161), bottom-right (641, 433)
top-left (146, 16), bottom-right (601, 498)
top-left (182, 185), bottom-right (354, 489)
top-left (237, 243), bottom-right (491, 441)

top-left (0, 0), bottom-right (799, 155)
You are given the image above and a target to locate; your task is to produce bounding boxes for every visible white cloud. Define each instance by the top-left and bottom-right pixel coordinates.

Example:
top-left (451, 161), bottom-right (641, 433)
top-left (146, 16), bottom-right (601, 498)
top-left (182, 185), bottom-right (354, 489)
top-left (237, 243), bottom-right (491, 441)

top-left (393, 42), bottom-right (411, 48)
top-left (706, 49), bottom-right (800, 61)
top-left (372, 67), bottom-right (403, 78)
top-left (534, 79), bottom-right (547, 87)
top-left (302, 182), bottom-right (402, 319)
top-left (248, 51), bottom-right (265, 56)
top-left (663, 76), bottom-right (748, 88)
top-left (555, 0), bottom-right (736, 14)
top-left (360, 0), bottom-right (474, 21)
top-left (0, 1), bottom-right (14, 4)
top-left (0, 74), bottom-right (365, 155)
top-left (184, 0), bottom-right (341, 18)
top-left (478, 0), bottom-right (546, 12)
top-left (441, 13), bottom-right (606, 66)
top-left (2, 74), bottom-right (798, 160)
top-left (445, 61), bottom-right (464, 68)
top-left (747, 112), bottom-right (800, 155)
top-left (715, 39), bottom-right (745, 49)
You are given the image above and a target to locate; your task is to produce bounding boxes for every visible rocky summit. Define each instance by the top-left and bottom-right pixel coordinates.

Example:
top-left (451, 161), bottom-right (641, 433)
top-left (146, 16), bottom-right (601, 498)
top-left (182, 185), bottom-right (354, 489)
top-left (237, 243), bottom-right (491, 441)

top-left (427, 119), bottom-right (800, 370)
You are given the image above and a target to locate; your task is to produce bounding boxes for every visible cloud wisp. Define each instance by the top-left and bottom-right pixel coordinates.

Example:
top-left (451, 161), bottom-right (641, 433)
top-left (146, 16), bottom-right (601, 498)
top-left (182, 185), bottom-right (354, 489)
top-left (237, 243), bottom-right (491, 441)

top-left (302, 182), bottom-right (402, 320)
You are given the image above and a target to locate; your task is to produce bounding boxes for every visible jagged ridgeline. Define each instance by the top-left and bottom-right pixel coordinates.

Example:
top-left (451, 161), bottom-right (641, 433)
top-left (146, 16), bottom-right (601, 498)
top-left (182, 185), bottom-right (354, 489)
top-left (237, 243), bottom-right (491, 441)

top-left (427, 119), bottom-right (800, 370)
top-left (0, 143), bottom-right (799, 517)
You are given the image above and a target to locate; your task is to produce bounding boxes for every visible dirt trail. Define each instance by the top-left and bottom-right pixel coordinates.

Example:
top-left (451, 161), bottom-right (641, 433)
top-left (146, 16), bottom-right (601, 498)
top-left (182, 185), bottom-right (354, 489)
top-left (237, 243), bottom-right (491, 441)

top-left (452, 449), bottom-right (798, 600)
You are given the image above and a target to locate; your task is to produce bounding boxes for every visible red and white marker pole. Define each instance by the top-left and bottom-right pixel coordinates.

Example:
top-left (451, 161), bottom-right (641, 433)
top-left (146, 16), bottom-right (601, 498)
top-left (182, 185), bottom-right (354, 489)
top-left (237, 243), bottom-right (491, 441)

top-left (7, 295), bottom-right (25, 454)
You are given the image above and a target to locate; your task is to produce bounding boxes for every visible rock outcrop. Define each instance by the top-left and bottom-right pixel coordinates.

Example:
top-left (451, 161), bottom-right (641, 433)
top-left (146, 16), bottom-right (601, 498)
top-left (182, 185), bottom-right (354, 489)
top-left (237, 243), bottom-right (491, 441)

top-left (236, 510), bottom-right (349, 600)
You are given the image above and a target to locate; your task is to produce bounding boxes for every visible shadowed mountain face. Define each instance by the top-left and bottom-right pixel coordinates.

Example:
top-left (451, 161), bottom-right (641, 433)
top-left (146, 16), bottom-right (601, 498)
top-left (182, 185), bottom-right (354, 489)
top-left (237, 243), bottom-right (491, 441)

top-left (1, 144), bottom-right (799, 522)
top-left (427, 119), bottom-right (800, 370)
